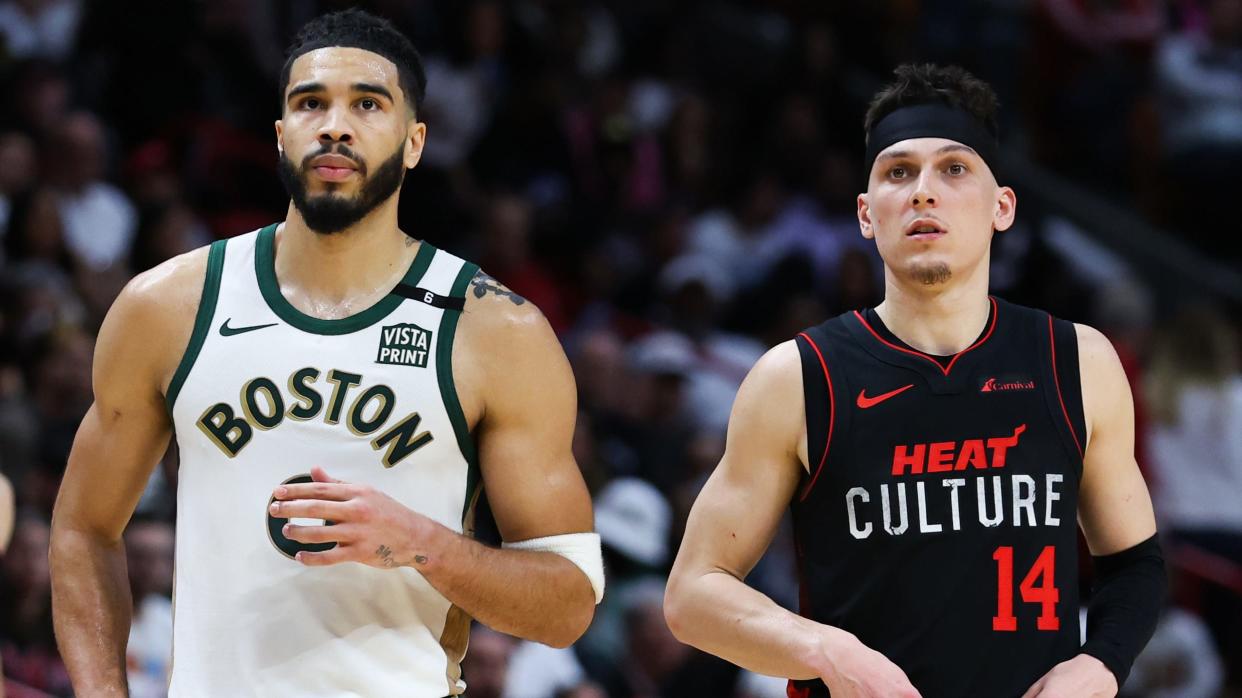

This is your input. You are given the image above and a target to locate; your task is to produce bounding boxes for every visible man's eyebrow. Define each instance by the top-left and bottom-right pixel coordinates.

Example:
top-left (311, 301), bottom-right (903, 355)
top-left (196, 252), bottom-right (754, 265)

top-left (286, 82), bottom-right (325, 102)
top-left (875, 144), bottom-right (979, 162)
top-left (936, 143), bottom-right (978, 157)
top-left (876, 149), bottom-right (911, 162)
top-left (351, 83), bottom-right (394, 102)
top-left (285, 82), bottom-right (396, 103)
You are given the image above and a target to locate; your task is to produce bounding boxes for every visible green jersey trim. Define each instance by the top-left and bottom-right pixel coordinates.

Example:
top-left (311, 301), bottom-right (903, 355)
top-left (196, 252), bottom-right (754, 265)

top-left (254, 223), bottom-right (437, 336)
top-left (166, 239), bottom-right (228, 413)
top-left (435, 262), bottom-right (481, 522)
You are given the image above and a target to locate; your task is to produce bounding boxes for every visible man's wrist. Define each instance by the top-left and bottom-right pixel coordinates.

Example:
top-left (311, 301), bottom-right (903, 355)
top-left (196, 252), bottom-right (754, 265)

top-left (1075, 651), bottom-right (1120, 690)
top-left (807, 624), bottom-right (858, 682)
top-left (401, 514), bottom-right (456, 572)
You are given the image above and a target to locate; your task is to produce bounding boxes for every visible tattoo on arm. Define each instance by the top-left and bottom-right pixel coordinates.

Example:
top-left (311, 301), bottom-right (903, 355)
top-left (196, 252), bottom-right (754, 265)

top-left (375, 544), bottom-right (427, 568)
top-left (470, 271), bottom-right (526, 306)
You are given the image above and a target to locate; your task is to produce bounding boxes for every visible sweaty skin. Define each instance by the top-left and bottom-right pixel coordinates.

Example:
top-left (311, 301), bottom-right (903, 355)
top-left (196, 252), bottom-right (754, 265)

top-left (665, 137), bottom-right (1155, 698)
top-left (50, 45), bottom-right (595, 695)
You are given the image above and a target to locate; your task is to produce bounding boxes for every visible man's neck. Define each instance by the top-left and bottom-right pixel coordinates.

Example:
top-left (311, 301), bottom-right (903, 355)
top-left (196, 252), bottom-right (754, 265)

top-left (274, 202), bottom-right (420, 320)
top-left (874, 263), bottom-right (992, 356)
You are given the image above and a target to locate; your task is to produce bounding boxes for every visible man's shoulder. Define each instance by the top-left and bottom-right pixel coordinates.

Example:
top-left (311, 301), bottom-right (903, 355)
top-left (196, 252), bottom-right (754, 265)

top-left (121, 244), bottom-right (215, 318)
top-left (458, 268), bottom-right (545, 339)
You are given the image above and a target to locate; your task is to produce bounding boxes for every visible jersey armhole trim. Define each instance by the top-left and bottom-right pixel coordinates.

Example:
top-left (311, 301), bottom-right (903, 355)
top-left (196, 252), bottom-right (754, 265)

top-left (165, 239), bottom-right (227, 414)
top-left (796, 332), bottom-right (835, 502)
top-left (437, 262), bottom-right (482, 523)
top-left (1048, 314), bottom-right (1084, 459)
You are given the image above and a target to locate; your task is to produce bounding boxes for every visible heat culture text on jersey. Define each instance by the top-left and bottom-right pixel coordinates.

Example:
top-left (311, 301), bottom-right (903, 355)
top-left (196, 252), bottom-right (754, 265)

top-left (196, 366), bottom-right (434, 467)
top-left (845, 423), bottom-right (1068, 538)
top-left (788, 298), bottom-right (1088, 698)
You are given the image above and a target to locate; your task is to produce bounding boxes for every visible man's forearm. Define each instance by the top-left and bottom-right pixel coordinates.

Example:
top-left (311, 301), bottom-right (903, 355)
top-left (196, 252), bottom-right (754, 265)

top-left (408, 524), bottom-right (594, 647)
top-left (50, 527), bottom-right (133, 696)
top-left (665, 569), bottom-right (841, 681)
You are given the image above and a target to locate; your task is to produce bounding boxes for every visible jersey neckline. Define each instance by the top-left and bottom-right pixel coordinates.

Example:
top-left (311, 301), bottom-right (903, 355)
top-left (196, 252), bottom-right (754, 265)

top-left (848, 295), bottom-right (1000, 382)
top-left (254, 223), bottom-right (437, 336)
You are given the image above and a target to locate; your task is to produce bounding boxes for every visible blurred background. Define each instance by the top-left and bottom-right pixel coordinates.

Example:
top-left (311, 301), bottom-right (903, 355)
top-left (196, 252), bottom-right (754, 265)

top-left (0, 0), bottom-right (1240, 696)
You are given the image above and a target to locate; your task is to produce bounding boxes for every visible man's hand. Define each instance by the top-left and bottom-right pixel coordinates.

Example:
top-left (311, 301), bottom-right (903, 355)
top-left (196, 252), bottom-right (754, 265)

top-left (1021, 654), bottom-right (1117, 698)
top-left (269, 466), bottom-right (443, 569)
top-left (818, 628), bottom-right (922, 698)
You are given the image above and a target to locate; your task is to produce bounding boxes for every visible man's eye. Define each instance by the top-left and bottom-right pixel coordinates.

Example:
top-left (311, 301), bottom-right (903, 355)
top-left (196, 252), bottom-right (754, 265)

top-left (947, 163), bottom-right (966, 175)
top-left (360, 99), bottom-right (377, 110)
top-left (889, 167), bottom-right (907, 178)
top-left (303, 98), bottom-right (321, 110)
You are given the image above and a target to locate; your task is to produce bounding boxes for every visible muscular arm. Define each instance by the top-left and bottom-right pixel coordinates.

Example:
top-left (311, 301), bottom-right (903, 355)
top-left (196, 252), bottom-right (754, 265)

top-left (1076, 324), bottom-right (1157, 554)
top-left (415, 273), bottom-right (595, 646)
top-left (666, 343), bottom-right (918, 695)
top-left (50, 250), bottom-right (205, 695)
top-left (665, 342), bottom-right (823, 676)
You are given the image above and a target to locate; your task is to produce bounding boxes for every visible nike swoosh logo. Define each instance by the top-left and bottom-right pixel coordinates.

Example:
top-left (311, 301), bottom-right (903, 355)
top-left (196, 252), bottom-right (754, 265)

top-left (856, 384), bottom-right (915, 409)
top-left (219, 319), bottom-right (278, 336)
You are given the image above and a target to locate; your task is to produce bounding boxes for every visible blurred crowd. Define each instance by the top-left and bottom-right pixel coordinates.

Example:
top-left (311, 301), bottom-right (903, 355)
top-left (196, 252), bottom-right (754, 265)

top-left (0, 0), bottom-right (1240, 697)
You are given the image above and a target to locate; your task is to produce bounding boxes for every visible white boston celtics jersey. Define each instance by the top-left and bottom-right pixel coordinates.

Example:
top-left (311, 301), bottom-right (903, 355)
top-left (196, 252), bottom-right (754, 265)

top-left (167, 224), bottom-right (480, 697)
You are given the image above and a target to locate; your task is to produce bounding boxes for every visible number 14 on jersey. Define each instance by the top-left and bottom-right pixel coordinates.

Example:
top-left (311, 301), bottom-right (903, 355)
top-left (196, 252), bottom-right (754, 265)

top-left (993, 545), bottom-right (1060, 632)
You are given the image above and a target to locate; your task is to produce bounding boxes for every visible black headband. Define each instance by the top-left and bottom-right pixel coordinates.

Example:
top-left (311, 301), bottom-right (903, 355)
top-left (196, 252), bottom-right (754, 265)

top-left (865, 102), bottom-right (998, 176)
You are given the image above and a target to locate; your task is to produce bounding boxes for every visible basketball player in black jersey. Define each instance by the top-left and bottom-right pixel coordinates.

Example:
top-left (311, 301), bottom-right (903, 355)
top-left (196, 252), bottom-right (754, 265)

top-left (665, 64), bottom-right (1166, 698)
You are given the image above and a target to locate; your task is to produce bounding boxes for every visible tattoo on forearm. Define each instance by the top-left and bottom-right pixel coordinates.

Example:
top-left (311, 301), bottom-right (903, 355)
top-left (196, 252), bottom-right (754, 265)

top-left (470, 271), bottom-right (526, 306)
top-left (375, 544), bottom-right (427, 568)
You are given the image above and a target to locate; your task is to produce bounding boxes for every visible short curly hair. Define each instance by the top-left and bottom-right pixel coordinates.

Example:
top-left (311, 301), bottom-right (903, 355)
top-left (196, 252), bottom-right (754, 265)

top-left (279, 8), bottom-right (427, 117)
top-left (864, 64), bottom-right (999, 145)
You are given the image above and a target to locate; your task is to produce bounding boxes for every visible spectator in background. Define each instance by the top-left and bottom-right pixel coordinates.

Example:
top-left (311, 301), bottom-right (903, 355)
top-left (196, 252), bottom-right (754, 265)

top-left (615, 334), bottom-right (697, 490)
top-left (129, 200), bottom-right (209, 274)
top-left (123, 518), bottom-right (173, 698)
top-left (1145, 303), bottom-right (1242, 685)
top-left (577, 478), bottom-right (671, 671)
top-left (0, 513), bottom-right (70, 696)
top-left (646, 255), bottom-right (764, 435)
top-left (589, 578), bottom-right (736, 698)
top-left (0, 0), bottom-right (84, 62)
top-left (43, 111), bottom-right (136, 272)
top-left (1028, 0), bottom-right (1163, 188)
top-left (0, 132), bottom-right (37, 241)
top-left (1146, 304), bottom-right (1242, 553)
top-left (420, 0), bottom-right (508, 171)
top-left (460, 625), bottom-right (516, 698)
top-left (1124, 606), bottom-right (1225, 698)
top-left (2, 187), bottom-right (69, 269)
top-left (478, 192), bottom-right (569, 332)
top-left (1155, 0), bottom-right (1242, 260)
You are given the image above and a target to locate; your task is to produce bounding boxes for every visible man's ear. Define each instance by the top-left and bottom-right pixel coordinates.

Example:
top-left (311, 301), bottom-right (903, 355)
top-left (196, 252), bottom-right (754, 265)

top-left (275, 120), bottom-right (284, 156)
top-left (993, 186), bottom-right (1017, 233)
top-left (857, 193), bottom-right (875, 240)
top-left (404, 120), bottom-right (427, 170)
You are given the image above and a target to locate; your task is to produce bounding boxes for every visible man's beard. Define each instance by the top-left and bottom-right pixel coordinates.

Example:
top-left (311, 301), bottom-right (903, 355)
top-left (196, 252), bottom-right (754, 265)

top-left (277, 142), bottom-right (407, 234)
top-left (910, 261), bottom-right (952, 286)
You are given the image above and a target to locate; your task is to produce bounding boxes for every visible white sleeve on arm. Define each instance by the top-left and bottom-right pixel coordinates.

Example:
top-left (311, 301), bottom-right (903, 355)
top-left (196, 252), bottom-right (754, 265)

top-left (503, 532), bottom-right (605, 604)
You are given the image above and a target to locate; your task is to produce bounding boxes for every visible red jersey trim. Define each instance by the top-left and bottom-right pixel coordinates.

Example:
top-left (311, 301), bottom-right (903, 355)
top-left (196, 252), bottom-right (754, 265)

top-left (1048, 314), bottom-right (1084, 458)
top-left (797, 332), bottom-right (835, 502)
top-left (787, 682), bottom-right (812, 698)
top-left (853, 296), bottom-right (999, 377)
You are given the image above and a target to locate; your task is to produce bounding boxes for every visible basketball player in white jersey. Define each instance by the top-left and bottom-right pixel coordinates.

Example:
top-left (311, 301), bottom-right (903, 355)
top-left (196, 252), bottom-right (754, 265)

top-left (49, 9), bottom-right (602, 696)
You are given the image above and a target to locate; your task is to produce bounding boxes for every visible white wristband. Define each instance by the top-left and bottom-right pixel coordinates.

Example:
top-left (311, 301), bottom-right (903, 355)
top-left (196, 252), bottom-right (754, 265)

top-left (503, 532), bottom-right (605, 604)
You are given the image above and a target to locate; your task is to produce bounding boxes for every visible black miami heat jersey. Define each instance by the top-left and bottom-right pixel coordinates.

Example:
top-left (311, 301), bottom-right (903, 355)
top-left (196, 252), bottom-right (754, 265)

top-left (787, 297), bottom-right (1087, 698)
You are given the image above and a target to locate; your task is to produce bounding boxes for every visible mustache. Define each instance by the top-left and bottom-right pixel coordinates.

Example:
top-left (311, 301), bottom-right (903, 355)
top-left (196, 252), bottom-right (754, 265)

top-left (300, 144), bottom-right (368, 176)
